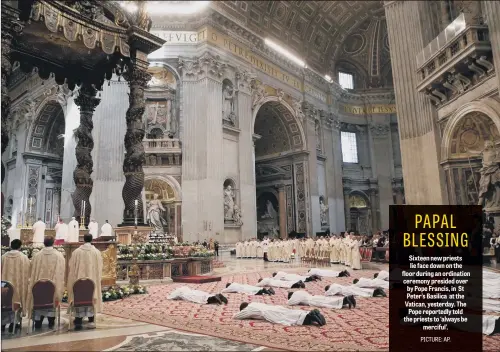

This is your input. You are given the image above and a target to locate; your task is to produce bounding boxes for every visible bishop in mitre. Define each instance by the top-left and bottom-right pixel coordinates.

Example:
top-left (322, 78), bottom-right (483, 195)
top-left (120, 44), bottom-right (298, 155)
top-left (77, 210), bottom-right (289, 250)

top-left (67, 234), bottom-right (103, 330)
top-left (1, 239), bottom-right (30, 333)
top-left (26, 237), bottom-right (65, 329)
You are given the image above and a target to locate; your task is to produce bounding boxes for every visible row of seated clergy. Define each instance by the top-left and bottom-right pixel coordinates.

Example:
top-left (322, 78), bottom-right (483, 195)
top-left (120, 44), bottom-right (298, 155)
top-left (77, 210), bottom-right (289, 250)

top-left (32, 217), bottom-right (113, 244)
top-left (1, 235), bottom-right (103, 332)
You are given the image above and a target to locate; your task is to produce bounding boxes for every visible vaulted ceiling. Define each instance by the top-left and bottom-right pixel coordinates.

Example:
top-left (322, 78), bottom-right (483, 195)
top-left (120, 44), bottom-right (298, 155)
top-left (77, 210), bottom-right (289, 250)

top-left (213, 1), bottom-right (386, 74)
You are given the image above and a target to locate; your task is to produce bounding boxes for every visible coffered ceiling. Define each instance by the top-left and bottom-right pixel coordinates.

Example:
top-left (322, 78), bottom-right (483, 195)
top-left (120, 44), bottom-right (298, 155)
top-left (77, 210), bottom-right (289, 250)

top-left (213, 1), bottom-right (385, 73)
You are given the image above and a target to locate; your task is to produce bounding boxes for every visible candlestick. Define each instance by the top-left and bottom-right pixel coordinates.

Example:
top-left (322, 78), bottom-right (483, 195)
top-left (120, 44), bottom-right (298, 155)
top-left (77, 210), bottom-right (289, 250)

top-left (28, 197), bottom-right (33, 226)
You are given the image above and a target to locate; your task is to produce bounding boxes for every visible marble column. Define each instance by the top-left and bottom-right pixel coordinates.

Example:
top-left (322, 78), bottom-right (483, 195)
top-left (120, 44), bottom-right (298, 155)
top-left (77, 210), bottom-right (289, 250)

top-left (236, 68), bottom-right (257, 240)
top-left (180, 53), bottom-right (225, 241)
top-left (369, 188), bottom-right (379, 231)
top-left (72, 84), bottom-right (100, 224)
top-left (303, 103), bottom-right (320, 235)
top-left (121, 67), bottom-right (150, 225)
top-left (343, 188), bottom-right (351, 231)
top-left (482, 1), bottom-right (500, 93)
top-left (277, 184), bottom-right (286, 239)
top-left (384, 1), bottom-right (447, 205)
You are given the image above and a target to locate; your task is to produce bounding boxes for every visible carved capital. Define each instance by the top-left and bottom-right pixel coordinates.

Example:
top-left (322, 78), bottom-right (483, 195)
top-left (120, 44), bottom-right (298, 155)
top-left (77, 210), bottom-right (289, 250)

top-left (302, 101), bottom-right (318, 122)
top-left (369, 123), bottom-right (390, 137)
top-left (341, 122), bottom-right (365, 134)
top-left (74, 84), bottom-right (100, 112)
top-left (179, 54), bottom-right (227, 81)
top-left (235, 67), bottom-right (255, 95)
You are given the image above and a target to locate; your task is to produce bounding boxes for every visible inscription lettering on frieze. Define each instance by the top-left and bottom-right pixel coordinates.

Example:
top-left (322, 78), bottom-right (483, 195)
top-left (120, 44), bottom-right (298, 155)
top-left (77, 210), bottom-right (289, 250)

top-left (150, 31), bottom-right (200, 44)
top-left (343, 104), bottom-right (397, 115)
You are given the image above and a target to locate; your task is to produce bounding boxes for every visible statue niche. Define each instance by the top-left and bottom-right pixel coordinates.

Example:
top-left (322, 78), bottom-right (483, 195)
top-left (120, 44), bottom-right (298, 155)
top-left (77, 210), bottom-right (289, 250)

top-left (319, 196), bottom-right (329, 226)
top-left (224, 179), bottom-right (242, 225)
top-left (145, 67), bottom-right (177, 138)
top-left (222, 79), bottom-right (236, 126)
top-left (257, 192), bottom-right (279, 238)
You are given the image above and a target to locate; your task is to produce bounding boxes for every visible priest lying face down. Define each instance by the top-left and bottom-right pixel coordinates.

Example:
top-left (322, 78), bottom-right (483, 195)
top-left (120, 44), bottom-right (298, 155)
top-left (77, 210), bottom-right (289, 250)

top-left (272, 271), bottom-right (321, 282)
top-left (256, 277), bottom-right (306, 289)
top-left (168, 286), bottom-right (228, 305)
top-left (287, 291), bottom-right (356, 309)
top-left (307, 268), bottom-right (351, 278)
top-left (325, 284), bottom-right (387, 298)
top-left (223, 282), bottom-right (275, 296)
top-left (234, 302), bottom-right (326, 326)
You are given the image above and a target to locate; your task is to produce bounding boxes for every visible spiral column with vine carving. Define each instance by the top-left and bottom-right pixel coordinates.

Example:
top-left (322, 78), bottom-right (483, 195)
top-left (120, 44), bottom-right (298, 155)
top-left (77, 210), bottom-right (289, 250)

top-left (121, 68), bottom-right (151, 225)
top-left (72, 84), bottom-right (100, 224)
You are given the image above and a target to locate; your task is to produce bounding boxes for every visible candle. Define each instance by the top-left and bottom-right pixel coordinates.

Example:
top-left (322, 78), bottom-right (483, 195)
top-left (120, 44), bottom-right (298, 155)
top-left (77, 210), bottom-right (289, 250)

top-left (83, 201), bottom-right (86, 217)
top-left (134, 199), bottom-right (138, 225)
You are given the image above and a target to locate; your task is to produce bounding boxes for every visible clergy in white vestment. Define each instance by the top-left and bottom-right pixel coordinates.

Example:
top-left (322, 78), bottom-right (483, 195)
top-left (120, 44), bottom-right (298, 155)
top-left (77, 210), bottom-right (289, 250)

top-left (350, 237), bottom-right (362, 270)
top-left (32, 218), bottom-right (46, 244)
top-left (483, 278), bottom-right (500, 298)
top-left (222, 282), bottom-right (275, 296)
top-left (272, 271), bottom-right (321, 282)
top-left (26, 237), bottom-right (65, 329)
top-left (308, 268), bottom-right (350, 278)
top-left (87, 219), bottom-right (98, 239)
top-left (262, 238), bottom-right (269, 261)
top-left (256, 277), bottom-right (305, 289)
top-left (1, 239), bottom-right (30, 332)
top-left (234, 302), bottom-right (326, 326)
top-left (374, 270), bottom-right (389, 281)
top-left (325, 283), bottom-right (387, 298)
top-left (235, 242), bottom-right (241, 258)
top-left (449, 314), bottom-right (500, 335)
top-left (353, 277), bottom-right (390, 289)
top-left (68, 217), bottom-right (80, 242)
top-left (168, 286), bottom-right (228, 305)
top-left (100, 220), bottom-right (113, 237)
top-left (287, 290), bottom-right (354, 309)
top-left (54, 219), bottom-right (68, 245)
top-left (67, 234), bottom-right (103, 330)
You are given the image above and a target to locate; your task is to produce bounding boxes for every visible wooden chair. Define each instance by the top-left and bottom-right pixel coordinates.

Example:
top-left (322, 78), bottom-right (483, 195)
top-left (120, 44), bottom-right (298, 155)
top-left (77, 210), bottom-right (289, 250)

top-left (68, 278), bottom-right (96, 331)
top-left (1, 281), bottom-right (22, 335)
top-left (30, 280), bottom-right (60, 333)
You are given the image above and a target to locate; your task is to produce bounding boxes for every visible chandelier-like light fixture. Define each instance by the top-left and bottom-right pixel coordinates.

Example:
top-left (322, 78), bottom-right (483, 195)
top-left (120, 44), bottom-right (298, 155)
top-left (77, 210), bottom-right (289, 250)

top-left (120, 1), bottom-right (210, 15)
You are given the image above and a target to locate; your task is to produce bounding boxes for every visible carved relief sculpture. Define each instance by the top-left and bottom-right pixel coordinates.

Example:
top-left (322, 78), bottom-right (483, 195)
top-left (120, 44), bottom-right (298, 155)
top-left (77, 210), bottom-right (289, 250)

top-left (315, 120), bottom-right (322, 151)
top-left (146, 193), bottom-right (168, 234)
top-left (224, 185), bottom-right (235, 221)
top-left (292, 99), bottom-right (305, 123)
top-left (477, 141), bottom-right (500, 209)
top-left (251, 81), bottom-right (267, 110)
top-left (72, 84), bottom-right (101, 223)
top-left (320, 198), bottom-right (329, 226)
top-left (222, 82), bottom-right (236, 125)
top-left (370, 123), bottom-right (390, 137)
top-left (233, 204), bottom-right (243, 225)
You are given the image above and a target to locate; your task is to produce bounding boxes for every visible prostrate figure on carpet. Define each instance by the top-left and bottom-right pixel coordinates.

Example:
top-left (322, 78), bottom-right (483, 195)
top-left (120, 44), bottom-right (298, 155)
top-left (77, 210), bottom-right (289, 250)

top-left (32, 218), bottom-right (46, 244)
top-left (272, 271), bottom-right (321, 282)
top-left (168, 286), bottom-right (228, 305)
top-left (222, 283), bottom-right (275, 296)
top-left (353, 277), bottom-right (390, 289)
top-left (234, 302), bottom-right (326, 327)
top-left (1, 239), bottom-right (30, 333)
top-left (325, 284), bottom-right (387, 298)
top-left (87, 219), bottom-right (98, 239)
top-left (483, 273), bottom-right (500, 298)
top-left (256, 277), bottom-right (306, 289)
top-left (68, 217), bottom-right (79, 242)
top-left (26, 237), bottom-right (65, 329)
top-left (287, 291), bottom-right (356, 309)
top-left (307, 268), bottom-right (350, 278)
top-left (448, 314), bottom-right (500, 336)
top-left (101, 220), bottom-right (113, 237)
top-left (54, 219), bottom-right (68, 245)
top-left (374, 270), bottom-right (389, 281)
top-left (67, 234), bottom-right (103, 330)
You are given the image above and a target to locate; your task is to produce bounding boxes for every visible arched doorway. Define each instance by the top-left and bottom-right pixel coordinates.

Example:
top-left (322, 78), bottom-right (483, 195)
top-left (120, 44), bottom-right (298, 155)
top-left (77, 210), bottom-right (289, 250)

top-left (442, 110), bottom-right (500, 205)
top-left (253, 98), bottom-right (307, 238)
top-left (348, 192), bottom-right (371, 235)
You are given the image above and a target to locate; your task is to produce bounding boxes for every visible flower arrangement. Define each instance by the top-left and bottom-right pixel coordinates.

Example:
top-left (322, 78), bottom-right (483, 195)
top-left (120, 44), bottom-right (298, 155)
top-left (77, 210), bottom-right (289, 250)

top-left (102, 285), bottom-right (147, 301)
top-left (1, 244), bottom-right (65, 259)
top-left (1, 216), bottom-right (10, 237)
top-left (117, 244), bottom-right (173, 260)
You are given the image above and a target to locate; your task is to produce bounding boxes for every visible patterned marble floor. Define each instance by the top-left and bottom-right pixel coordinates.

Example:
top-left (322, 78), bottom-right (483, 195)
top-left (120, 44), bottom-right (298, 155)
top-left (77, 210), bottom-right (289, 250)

top-left (2, 253), bottom-right (382, 352)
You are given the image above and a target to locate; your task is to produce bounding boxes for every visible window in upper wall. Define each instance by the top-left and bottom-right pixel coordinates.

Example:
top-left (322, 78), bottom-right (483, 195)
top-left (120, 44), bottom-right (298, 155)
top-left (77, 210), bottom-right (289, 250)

top-left (341, 131), bottom-right (358, 163)
top-left (338, 71), bottom-right (354, 90)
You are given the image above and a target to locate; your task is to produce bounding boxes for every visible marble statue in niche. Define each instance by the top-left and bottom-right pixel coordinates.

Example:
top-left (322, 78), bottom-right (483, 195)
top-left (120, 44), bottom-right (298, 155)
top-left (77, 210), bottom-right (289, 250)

top-left (233, 204), bottom-right (243, 225)
top-left (319, 197), bottom-right (329, 226)
top-left (477, 141), bottom-right (500, 209)
top-left (224, 185), bottom-right (235, 221)
top-left (222, 81), bottom-right (236, 126)
top-left (315, 120), bottom-right (321, 151)
top-left (145, 100), bottom-right (173, 135)
top-left (262, 200), bottom-right (278, 219)
top-left (147, 193), bottom-right (168, 234)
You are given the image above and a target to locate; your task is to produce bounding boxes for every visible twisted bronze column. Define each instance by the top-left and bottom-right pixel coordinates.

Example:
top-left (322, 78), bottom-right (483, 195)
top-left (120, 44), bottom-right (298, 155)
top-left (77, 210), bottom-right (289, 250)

top-left (122, 68), bottom-right (151, 225)
top-left (72, 84), bottom-right (100, 224)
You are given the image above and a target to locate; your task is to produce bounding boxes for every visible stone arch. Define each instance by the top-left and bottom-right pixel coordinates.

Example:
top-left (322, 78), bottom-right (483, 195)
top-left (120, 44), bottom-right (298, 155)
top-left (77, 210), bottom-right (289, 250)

top-left (252, 97), bottom-right (306, 158)
top-left (441, 98), bottom-right (500, 161)
top-left (348, 190), bottom-right (370, 208)
top-left (144, 175), bottom-right (182, 202)
top-left (26, 100), bottom-right (65, 156)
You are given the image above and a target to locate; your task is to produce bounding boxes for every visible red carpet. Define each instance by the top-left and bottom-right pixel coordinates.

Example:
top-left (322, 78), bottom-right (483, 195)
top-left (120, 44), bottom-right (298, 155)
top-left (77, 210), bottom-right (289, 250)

top-left (103, 270), bottom-right (500, 351)
top-left (172, 275), bottom-right (222, 283)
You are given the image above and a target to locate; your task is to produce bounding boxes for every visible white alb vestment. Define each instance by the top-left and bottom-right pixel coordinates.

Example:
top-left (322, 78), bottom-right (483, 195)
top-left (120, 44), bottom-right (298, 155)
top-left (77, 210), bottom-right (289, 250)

top-left (32, 220), bottom-right (46, 244)
top-left (256, 278), bottom-right (296, 289)
top-left (168, 286), bottom-right (211, 304)
top-left (355, 277), bottom-right (389, 289)
top-left (274, 271), bottom-right (308, 282)
top-left (288, 290), bottom-right (344, 309)
top-left (376, 270), bottom-right (390, 281)
top-left (101, 222), bottom-right (113, 237)
top-left (221, 283), bottom-right (261, 295)
top-left (88, 221), bottom-right (99, 239)
top-left (233, 302), bottom-right (307, 326)
top-left (484, 269), bottom-right (500, 280)
top-left (55, 222), bottom-right (69, 241)
top-left (483, 278), bottom-right (500, 299)
top-left (262, 239), bottom-right (269, 253)
top-left (308, 268), bottom-right (341, 278)
top-left (68, 219), bottom-right (80, 242)
top-left (325, 283), bottom-right (375, 298)
top-left (451, 314), bottom-right (499, 335)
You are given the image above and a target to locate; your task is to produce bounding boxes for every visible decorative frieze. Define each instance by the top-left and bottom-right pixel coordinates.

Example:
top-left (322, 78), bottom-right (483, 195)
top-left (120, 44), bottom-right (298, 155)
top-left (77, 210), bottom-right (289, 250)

top-left (235, 67), bottom-right (255, 95)
top-left (369, 123), bottom-right (390, 137)
top-left (178, 53), bottom-right (227, 81)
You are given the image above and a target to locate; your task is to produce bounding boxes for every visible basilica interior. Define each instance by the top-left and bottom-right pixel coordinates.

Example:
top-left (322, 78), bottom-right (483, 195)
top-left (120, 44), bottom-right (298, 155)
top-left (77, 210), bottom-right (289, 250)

top-left (1, 1), bottom-right (500, 351)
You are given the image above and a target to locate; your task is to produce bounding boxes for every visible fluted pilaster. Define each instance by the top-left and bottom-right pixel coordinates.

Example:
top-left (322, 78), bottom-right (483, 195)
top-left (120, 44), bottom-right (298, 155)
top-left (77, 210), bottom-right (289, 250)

top-left (483, 1), bottom-right (500, 93)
